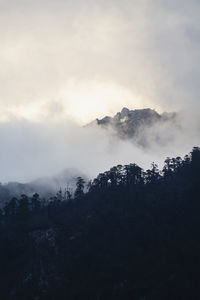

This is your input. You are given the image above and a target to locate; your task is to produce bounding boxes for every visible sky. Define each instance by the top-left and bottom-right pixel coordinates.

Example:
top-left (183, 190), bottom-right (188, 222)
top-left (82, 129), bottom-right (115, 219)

top-left (0, 0), bottom-right (200, 182)
top-left (0, 0), bottom-right (200, 123)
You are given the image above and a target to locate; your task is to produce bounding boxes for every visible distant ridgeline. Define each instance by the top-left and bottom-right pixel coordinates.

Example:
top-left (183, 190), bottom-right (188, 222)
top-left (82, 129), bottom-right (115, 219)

top-left (89, 107), bottom-right (177, 139)
top-left (0, 169), bottom-right (84, 208)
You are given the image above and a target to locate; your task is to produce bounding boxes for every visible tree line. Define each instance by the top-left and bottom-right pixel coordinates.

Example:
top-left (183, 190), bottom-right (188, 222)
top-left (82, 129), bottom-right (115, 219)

top-left (0, 147), bottom-right (200, 299)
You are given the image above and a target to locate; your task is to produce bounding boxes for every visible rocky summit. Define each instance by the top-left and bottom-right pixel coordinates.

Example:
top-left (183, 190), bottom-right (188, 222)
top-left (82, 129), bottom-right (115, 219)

top-left (91, 107), bottom-right (176, 139)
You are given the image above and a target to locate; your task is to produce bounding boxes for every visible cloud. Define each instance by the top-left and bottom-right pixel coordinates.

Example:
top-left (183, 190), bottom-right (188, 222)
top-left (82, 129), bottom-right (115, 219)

top-left (0, 112), bottom-right (199, 183)
top-left (0, 0), bottom-right (199, 183)
top-left (0, 0), bottom-right (199, 121)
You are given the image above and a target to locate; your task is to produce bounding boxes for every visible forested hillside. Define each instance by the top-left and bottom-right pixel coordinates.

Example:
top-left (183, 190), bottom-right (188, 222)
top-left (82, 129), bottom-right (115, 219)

top-left (0, 147), bottom-right (200, 299)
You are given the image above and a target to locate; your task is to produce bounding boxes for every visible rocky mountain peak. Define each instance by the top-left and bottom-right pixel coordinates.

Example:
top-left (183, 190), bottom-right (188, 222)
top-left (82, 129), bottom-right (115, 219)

top-left (89, 107), bottom-right (177, 140)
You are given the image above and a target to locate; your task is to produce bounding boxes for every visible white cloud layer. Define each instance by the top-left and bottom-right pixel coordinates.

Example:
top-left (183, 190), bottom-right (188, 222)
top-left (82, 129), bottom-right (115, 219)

top-left (0, 113), bottom-right (199, 183)
top-left (0, 0), bottom-right (199, 182)
top-left (0, 0), bottom-right (200, 121)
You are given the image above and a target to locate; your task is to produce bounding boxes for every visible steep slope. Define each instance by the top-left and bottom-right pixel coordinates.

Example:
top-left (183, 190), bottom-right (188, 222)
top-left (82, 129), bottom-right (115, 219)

top-left (1, 148), bottom-right (200, 299)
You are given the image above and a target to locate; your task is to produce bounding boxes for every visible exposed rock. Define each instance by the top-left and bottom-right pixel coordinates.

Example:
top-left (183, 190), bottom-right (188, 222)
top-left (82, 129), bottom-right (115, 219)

top-left (91, 107), bottom-right (177, 139)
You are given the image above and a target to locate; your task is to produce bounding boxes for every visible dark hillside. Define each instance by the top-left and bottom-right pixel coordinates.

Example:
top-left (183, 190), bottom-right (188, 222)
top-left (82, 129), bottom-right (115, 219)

top-left (0, 147), bottom-right (200, 299)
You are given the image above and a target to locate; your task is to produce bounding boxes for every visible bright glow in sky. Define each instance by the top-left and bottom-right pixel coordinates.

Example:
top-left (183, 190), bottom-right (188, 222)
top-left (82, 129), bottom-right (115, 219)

top-left (58, 80), bottom-right (150, 123)
top-left (0, 0), bottom-right (200, 124)
top-left (0, 80), bottom-right (150, 124)
top-left (0, 0), bottom-right (200, 182)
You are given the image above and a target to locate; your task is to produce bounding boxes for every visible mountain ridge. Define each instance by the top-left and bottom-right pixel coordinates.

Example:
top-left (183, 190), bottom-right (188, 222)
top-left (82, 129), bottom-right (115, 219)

top-left (89, 107), bottom-right (177, 139)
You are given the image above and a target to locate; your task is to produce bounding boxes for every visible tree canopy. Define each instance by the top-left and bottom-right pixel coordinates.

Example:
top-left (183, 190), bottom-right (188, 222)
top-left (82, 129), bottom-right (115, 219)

top-left (0, 147), bottom-right (200, 299)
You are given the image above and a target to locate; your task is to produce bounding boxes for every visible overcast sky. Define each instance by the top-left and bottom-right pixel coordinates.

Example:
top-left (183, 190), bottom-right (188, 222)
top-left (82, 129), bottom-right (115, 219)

top-left (0, 0), bottom-right (200, 182)
top-left (0, 0), bottom-right (200, 123)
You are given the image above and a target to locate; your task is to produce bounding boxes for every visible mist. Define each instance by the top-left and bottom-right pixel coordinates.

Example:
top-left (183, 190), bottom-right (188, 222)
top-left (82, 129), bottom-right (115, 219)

top-left (0, 0), bottom-right (200, 183)
top-left (0, 0), bottom-right (200, 121)
top-left (0, 109), bottom-right (199, 184)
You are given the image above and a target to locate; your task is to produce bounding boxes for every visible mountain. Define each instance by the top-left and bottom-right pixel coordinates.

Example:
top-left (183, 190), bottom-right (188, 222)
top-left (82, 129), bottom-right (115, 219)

top-left (0, 168), bottom-right (87, 207)
top-left (89, 107), bottom-right (177, 139)
top-left (1, 147), bottom-right (200, 299)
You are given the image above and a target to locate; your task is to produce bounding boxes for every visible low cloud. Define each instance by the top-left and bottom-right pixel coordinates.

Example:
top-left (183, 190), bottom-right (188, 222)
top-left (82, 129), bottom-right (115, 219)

top-left (0, 0), bottom-right (200, 184)
top-left (0, 110), bottom-right (199, 184)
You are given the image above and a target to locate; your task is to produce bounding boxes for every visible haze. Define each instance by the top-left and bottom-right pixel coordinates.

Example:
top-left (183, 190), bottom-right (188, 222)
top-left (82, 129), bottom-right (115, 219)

top-left (0, 0), bottom-right (200, 182)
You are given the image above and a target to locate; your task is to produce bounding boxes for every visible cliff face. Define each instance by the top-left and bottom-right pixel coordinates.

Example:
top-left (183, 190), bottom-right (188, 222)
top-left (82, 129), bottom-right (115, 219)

top-left (93, 107), bottom-right (176, 139)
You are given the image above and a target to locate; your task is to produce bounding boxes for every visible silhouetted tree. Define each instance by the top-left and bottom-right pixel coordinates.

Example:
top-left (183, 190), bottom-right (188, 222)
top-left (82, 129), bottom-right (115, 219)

top-left (74, 177), bottom-right (85, 199)
top-left (1, 147), bottom-right (200, 300)
top-left (31, 193), bottom-right (41, 212)
top-left (124, 163), bottom-right (143, 186)
top-left (4, 197), bottom-right (18, 217)
top-left (18, 194), bottom-right (29, 218)
top-left (146, 162), bottom-right (160, 184)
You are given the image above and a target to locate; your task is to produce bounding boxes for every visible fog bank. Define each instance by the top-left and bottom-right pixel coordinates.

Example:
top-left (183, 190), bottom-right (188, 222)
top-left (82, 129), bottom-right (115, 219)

top-left (0, 110), bottom-right (199, 183)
